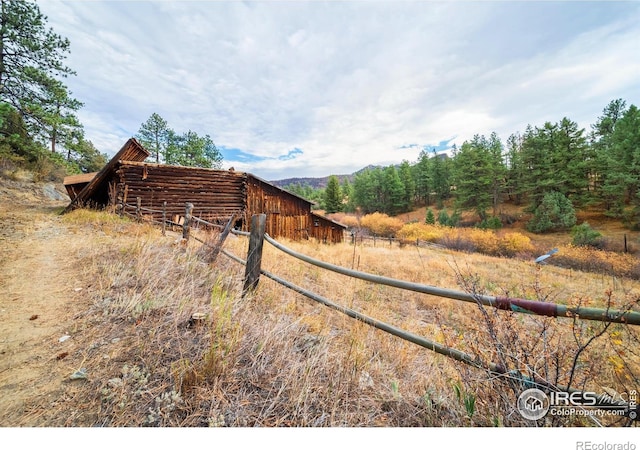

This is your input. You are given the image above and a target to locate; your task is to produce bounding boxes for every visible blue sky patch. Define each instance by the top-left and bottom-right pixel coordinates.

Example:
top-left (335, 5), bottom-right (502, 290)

top-left (278, 148), bottom-right (303, 161)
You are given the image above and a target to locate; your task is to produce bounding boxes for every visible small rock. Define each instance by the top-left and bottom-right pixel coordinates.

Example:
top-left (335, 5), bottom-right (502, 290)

top-left (59, 335), bottom-right (71, 343)
top-left (29, 314), bottom-right (38, 321)
top-left (74, 287), bottom-right (83, 292)
top-left (111, 338), bottom-right (120, 344)
top-left (69, 368), bottom-right (87, 380)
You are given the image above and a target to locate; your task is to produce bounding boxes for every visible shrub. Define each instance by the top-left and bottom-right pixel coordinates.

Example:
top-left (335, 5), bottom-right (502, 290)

top-left (527, 191), bottom-right (576, 233)
top-left (550, 245), bottom-right (640, 279)
top-left (477, 216), bottom-right (502, 230)
top-left (571, 222), bottom-right (603, 248)
top-left (397, 223), bottom-right (446, 243)
top-left (437, 209), bottom-right (460, 227)
top-left (437, 209), bottom-right (450, 226)
top-left (360, 212), bottom-right (404, 237)
top-left (425, 208), bottom-right (435, 225)
top-left (499, 232), bottom-right (535, 257)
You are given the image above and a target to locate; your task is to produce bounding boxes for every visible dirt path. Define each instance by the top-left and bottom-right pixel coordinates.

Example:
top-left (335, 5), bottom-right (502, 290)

top-left (0, 179), bottom-right (90, 426)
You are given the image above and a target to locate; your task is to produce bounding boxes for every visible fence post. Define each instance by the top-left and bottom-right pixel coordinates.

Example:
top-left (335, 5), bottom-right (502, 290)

top-left (183, 202), bottom-right (193, 241)
top-left (209, 212), bottom-right (236, 263)
top-left (162, 201), bottom-right (167, 236)
top-left (243, 214), bottom-right (266, 297)
top-left (136, 197), bottom-right (142, 221)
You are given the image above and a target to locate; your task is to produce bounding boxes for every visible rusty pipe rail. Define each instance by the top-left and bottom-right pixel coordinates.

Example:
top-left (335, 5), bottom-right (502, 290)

top-left (263, 234), bottom-right (640, 326)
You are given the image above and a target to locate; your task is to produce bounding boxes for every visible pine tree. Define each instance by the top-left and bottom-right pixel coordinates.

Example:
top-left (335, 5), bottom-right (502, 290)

top-left (425, 208), bottom-right (435, 224)
top-left (520, 123), bottom-right (557, 210)
top-left (414, 148), bottom-right (432, 205)
top-left (430, 149), bottom-right (451, 208)
top-left (136, 113), bottom-right (169, 163)
top-left (553, 117), bottom-right (591, 206)
top-left (611, 105), bottom-right (640, 228)
top-left (341, 178), bottom-right (354, 212)
top-left (591, 99), bottom-right (629, 216)
top-left (452, 133), bottom-right (505, 221)
top-left (526, 191), bottom-right (576, 233)
top-left (383, 165), bottom-right (405, 215)
top-left (352, 169), bottom-right (374, 214)
top-left (399, 160), bottom-right (415, 212)
top-left (0, 0), bottom-right (80, 146)
top-left (505, 132), bottom-right (526, 205)
top-left (324, 175), bottom-right (343, 213)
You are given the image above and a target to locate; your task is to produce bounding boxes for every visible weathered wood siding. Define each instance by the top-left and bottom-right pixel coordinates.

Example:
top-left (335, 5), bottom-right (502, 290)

top-left (245, 175), bottom-right (312, 241)
top-left (310, 213), bottom-right (346, 243)
top-left (65, 138), bottom-right (149, 211)
top-left (116, 162), bottom-right (247, 224)
top-left (65, 136), bottom-right (347, 243)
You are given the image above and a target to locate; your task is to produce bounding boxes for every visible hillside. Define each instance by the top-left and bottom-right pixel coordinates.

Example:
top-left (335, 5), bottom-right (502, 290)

top-left (271, 165), bottom-right (382, 188)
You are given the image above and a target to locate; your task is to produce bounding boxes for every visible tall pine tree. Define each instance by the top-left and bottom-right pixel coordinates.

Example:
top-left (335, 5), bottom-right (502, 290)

top-left (324, 175), bottom-right (343, 213)
top-left (0, 0), bottom-right (81, 152)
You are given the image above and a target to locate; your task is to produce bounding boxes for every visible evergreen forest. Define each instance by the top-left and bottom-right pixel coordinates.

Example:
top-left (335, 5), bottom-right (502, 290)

top-left (288, 99), bottom-right (640, 232)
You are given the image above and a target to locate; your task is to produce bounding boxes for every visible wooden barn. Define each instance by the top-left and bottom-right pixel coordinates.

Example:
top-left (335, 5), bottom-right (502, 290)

top-left (64, 138), bottom-right (346, 243)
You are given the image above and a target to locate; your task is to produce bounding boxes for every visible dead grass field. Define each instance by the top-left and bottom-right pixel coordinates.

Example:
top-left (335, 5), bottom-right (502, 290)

top-left (1, 180), bottom-right (639, 427)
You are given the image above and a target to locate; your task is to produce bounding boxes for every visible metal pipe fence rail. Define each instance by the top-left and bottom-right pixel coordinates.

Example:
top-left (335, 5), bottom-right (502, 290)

top-left (264, 234), bottom-right (640, 326)
top-left (110, 205), bottom-right (638, 419)
top-left (120, 202), bottom-right (640, 327)
top-left (219, 224), bottom-right (633, 418)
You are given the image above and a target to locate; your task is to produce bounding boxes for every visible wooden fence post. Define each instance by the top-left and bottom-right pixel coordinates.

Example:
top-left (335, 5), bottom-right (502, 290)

top-left (183, 202), bottom-right (193, 241)
top-left (209, 213), bottom-right (236, 263)
top-left (136, 197), bottom-right (142, 221)
top-left (162, 201), bottom-right (167, 236)
top-left (243, 214), bottom-right (266, 297)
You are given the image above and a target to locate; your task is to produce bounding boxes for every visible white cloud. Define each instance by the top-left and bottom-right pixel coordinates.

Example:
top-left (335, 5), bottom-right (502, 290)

top-left (38, 1), bottom-right (640, 179)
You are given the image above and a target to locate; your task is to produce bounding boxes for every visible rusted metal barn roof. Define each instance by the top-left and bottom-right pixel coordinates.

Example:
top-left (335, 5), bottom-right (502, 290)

top-left (64, 138), bottom-right (149, 212)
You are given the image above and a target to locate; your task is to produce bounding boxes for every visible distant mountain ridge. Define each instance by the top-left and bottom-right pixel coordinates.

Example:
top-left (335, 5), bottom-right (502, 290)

top-left (271, 165), bottom-right (382, 189)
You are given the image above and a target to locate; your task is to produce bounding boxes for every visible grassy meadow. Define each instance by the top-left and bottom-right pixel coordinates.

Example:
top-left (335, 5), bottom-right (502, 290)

top-left (54, 208), bottom-right (640, 427)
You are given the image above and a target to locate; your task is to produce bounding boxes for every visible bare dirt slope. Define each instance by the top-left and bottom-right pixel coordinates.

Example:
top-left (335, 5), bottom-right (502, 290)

top-left (0, 178), bottom-right (91, 426)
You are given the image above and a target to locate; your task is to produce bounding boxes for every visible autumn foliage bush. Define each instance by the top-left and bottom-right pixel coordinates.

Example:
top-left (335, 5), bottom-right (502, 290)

top-left (397, 223), bottom-right (535, 257)
top-left (548, 244), bottom-right (640, 279)
top-left (359, 212), bottom-right (404, 237)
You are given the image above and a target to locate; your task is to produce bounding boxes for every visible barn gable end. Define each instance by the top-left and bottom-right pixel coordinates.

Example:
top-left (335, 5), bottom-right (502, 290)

top-left (64, 138), bottom-right (149, 212)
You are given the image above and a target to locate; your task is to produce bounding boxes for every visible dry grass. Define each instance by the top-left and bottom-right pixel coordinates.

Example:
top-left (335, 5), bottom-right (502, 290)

top-left (51, 209), bottom-right (640, 427)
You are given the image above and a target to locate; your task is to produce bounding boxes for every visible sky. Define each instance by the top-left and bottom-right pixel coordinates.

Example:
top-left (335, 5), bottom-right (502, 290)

top-left (38, 0), bottom-right (640, 181)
